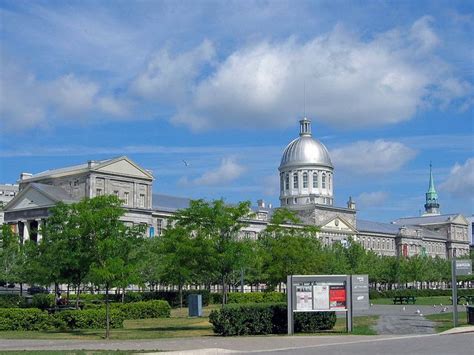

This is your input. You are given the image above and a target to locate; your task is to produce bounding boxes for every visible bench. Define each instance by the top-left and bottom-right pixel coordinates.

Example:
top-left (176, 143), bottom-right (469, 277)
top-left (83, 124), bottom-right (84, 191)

top-left (393, 296), bottom-right (416, 304)
top-left (46, 300), bottom-right (85, 314)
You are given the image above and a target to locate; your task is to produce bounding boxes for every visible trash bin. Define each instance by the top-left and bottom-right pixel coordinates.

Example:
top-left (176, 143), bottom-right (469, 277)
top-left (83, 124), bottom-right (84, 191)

top-left (188, 294), bottom-right (202, 317)
top-left (467, 305), bottom-right (474, 325)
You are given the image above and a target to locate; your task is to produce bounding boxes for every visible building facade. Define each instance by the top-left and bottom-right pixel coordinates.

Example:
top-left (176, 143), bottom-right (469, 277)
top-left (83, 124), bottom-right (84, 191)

top-left (3, 118), bottom-right (470, 258)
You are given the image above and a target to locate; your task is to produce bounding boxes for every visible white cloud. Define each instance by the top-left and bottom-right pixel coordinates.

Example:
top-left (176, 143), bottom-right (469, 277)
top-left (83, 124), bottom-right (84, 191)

top-left (181, 157), bottom-right (246, 186)
top-left (163, 18), bottom-right (472, 131)
top-left (439, 158), bottom-right (474, 198)
top-left (331, 140), bottom-right (417, 174)
top-left (131, 40), bottom-right (215, 103)
top-left (356, 191), bottom-right (389, 208)
top-left (0, 62), bottom-right (129, 129)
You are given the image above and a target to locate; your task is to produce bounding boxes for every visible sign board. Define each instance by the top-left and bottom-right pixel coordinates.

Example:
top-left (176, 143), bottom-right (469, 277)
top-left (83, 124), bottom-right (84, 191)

top-left (313, 285), bottom-right (330, 310)
top-left (295, 285), bottom-right (313, 310)
top-left (351, 274), bottom-right (369, 311)
top-left (456, 259), bottom-right (472, 276)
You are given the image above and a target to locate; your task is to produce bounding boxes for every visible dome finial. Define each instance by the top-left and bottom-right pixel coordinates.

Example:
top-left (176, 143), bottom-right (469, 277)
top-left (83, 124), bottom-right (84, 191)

top-left (299, 117), bottom-right (311, 137)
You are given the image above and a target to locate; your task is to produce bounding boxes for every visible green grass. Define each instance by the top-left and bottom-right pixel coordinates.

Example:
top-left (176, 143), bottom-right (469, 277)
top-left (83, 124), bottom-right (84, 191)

top-left (332, 315), bottom-right (379, 335)
top-left (425, 311), bottom-right (468, 333)
top-left (0, 352), bottom-right (137, 354)
top-left (371, 296), bottom-right (454, 306)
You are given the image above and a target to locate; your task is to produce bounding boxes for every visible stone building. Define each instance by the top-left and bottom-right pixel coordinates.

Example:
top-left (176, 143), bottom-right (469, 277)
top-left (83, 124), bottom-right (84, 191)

top-left (3, 117), bottom-right (470, 259)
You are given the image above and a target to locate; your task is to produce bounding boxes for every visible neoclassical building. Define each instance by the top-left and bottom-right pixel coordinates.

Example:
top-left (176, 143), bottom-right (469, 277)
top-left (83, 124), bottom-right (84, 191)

top-left (3, 118), bottom-right (470, 258)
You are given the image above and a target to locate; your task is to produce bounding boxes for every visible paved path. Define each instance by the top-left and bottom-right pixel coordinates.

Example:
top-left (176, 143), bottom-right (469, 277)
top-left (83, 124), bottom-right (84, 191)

top-left (355, 304), bottom-right (457, 334)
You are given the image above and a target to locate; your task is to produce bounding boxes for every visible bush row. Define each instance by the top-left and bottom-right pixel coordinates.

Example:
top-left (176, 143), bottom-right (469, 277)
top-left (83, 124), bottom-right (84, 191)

top-left (0, 300), bottom-right (171, 331)
top-left (227, 292), bottom-right (285, 304)
top-left (209, 303), bottom-right (336, 336)
top-left (369, 288), bottom-right (474, 299)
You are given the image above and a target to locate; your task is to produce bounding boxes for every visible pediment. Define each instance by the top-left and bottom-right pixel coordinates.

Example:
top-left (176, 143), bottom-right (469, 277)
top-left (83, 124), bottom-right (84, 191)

top-left (321, 216), bottom-right (357, 233)
top-left (94, 157), bottom-right (153, 179)
top-left (450, 214), bottom-right (468, 226)
top-left (4, 187), bottom-right (57, 211)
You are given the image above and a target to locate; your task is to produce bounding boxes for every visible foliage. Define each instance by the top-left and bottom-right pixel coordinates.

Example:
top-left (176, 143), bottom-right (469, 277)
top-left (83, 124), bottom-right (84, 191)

top-left (0, 295), bottom-right (27, 308)
top-left (209, 303), bottom-right (336, 336)
top-left (54, 309), bottom-right (125, 330)
top-left (370, 288), bottom-right (474, 299)
top-left (0, 308), bottom-right (60, 331)
top-left (0, 225), bottom-right (29, 290)
top-left (31, 294), bottom-right (54, 310)
top-left (112, 300), bottom-right (171, 319)
top-left (227, 292), bottom-right (285, 304)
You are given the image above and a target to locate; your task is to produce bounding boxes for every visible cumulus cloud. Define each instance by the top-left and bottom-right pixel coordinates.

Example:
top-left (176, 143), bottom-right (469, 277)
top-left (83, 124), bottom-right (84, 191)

top-left (439, 158), bottom-right (474, 198)
top-left (0, 61), bottom-right (129, 129)
top-left (131, 40), bottom-right (215, 103)
top-left (163, 18), bottom-right (473, 131)
top-left (356, 191), bottom-right (389, 208)
top-left (180, 157), bottom-right (246, 186)
top-left (331, 140), bottom-right (417, 174)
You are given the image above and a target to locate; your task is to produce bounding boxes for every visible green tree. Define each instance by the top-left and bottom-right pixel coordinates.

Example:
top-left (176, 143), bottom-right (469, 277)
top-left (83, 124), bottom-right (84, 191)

top-left (0, 225), bottom-right (28, 292)
top-left (259, 208), bottom-right (322, 289)
top-left (172, 199), bottom-right (252, 305)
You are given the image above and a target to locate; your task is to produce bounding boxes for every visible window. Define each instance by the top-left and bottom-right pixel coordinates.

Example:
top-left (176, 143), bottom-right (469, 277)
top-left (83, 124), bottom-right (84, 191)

top-left (313, 172), bottom-right (318, 188)
top-left (293, 172), bottom-right (298, 189)
top-left (113, 190), bottom-right (119, 198)
top-left (294, 198), bottom-right (297, 204)
top-left (123, 192), bottom-right (129, 205)
top-left (322, 173), bottom-right (326, 189)
top-left (280, 174), bottom-right (284, 192)
top-left (139, 194), bottom-right (146, 208)
top-left (303, 172), bottom-right (308, 188)
top-left (157, 218), bottom-right (163, 236)
top-left (285, 174), bottom-right (290, 190)
top-left (328, 175), bottom-right (331, 189)
top-left (96, 188), bottom-right (103, 196)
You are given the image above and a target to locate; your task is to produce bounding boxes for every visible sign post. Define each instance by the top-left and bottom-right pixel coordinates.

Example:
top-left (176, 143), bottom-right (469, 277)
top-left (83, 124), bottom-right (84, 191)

top-left (452, 258), bottom-right (473, 328)
top-left (287, 274), bottom-right (368, 335)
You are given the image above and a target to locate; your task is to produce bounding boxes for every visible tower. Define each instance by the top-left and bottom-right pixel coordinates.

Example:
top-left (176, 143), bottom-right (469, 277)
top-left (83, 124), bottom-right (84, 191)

top-left (279, 117), bottom-right (334, 207)
top-left (423, 163), bottom-right (440, 216)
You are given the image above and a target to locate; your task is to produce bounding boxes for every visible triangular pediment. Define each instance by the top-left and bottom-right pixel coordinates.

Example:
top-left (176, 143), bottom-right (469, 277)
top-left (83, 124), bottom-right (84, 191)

top-left (94, 157), bottom-right (153, 179)
top-left (450, 214), bottom-right (468, 226)
top-left (321, 216), bottom-right (357, 233)
top-left (4, 186), bottom-right (57, 211)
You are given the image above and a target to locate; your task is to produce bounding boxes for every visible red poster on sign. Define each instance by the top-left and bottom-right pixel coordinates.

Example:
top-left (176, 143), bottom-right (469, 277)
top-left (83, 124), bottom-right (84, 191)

top-left (329, 285), bottom-right (346, 309)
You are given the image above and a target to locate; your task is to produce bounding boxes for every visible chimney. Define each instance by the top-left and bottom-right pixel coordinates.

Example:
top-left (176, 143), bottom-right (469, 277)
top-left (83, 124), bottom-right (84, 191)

top-left (87, 160), bottom-right (96, 168)
top-left (268, 203), bottom-right (273, 209)
top-left (257, 199), bottom-right (265, 209)
top-left (19, 173), bottom-right (33, 181)
top-left (347, 196), bottom-right (356, 210)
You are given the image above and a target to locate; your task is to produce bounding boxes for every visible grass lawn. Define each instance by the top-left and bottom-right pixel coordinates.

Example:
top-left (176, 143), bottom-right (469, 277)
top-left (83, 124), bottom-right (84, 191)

top-left (425, 311), bottom-right (469, 333)
top-left (0, 304), bottom-right (378, 340)
top-left (371, 296), bottom-right (455, 306)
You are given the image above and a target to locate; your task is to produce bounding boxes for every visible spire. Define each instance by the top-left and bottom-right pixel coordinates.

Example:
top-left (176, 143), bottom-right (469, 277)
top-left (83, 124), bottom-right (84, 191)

top-left (424, 162), bottom-right (440, 215)
top-left (299, 117), bottom-right (312, 137)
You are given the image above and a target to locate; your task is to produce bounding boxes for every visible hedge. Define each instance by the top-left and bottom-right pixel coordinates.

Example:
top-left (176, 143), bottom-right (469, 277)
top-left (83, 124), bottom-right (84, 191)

top-left (0, 295), bottom-right (27, 308)
top-left (113, 300), bottom-right (171, 319)
top-left (0, 308), bottom-right (61, 331)
top-left (209, 303), bottom-right (336, 336)
top-left (369, 288), bottom-right (474, 299)
top-left (55, 309), bottom-right (125, 329)
top-left (227, 292), bottom-right (285, 304)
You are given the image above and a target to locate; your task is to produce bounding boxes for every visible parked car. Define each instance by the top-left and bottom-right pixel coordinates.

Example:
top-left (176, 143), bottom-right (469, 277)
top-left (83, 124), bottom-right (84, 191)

top-left (27, 286), bottom-right (49, 295)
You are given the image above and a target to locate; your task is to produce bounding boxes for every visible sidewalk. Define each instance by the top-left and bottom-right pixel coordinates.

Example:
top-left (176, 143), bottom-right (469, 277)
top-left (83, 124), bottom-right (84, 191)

top-left (440, 325), bottom-right (474, 335)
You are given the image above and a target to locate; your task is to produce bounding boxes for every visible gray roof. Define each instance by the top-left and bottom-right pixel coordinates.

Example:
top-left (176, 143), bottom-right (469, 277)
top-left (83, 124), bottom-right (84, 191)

top-left (393, 214), bottom-right (458, 226)
top-left (29, 158), bottom-right (113, 179)
top-left (31, 183), bottom-right (78, 203)
top-left (357, 219), bottom-right (400, 235)
top-left (152, 194), bottom-right (191, 212)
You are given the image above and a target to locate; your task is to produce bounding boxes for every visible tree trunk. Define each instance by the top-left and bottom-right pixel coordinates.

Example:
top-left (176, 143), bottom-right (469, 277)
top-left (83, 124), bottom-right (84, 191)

top-left (121, 288), bottom-right (125, 303)
top-left (75, 284), bottom-right (81, 309)
top-left (19, 283), bottom-right (23, 296)
top-left (67, 284), bottom-right (70, 301)
top-left (221, 275), bottom-right (227, 307)
top-left (105, 284), bottom-right (110, 339)
top-left (179, 284), bottom-right (183, 309)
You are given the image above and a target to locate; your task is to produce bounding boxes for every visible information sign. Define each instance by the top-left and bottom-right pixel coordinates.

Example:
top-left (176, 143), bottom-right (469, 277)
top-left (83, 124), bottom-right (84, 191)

top-left (313, 285), bottom-right (329, 310)
top-left (456, 260), bottom-right (472, 276)
top-left (329, 285), bottom-right (346, 309)
top-left (295, 285), bottom-right (313, 310)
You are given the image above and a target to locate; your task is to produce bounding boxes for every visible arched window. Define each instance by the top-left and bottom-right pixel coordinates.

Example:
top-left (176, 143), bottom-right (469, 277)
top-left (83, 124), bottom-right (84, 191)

top-left (322, 173), bottom-right (326, 189)
top-left (285, 173), bottom-right (289, 190)
top-left (280, 174), bottom-right (284, 192)
top-left (293, 172), bottom-right (298, 189)
top-left (328, 174), bottom-right (331, 189)
top-left (302, 172), bottom-right (308, 188)
top-left (313, 172), bottom-right (318, 188)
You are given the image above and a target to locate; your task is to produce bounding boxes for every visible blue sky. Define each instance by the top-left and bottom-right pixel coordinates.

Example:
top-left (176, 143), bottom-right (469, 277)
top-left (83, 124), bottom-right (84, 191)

top-left (1, 0), bottom-right (473, 222)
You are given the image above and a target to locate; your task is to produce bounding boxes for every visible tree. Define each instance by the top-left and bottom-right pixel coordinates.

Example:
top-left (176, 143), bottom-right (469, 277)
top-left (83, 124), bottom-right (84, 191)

top-left (259, 208), bottom-right (322, 289)
top-left (172, 199), bottom-right (252, 305)
top-left (0, 225), bottom-right (28, 292)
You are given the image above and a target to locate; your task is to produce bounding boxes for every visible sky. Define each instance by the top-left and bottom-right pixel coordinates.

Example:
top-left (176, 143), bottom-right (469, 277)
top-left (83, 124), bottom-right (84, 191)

top-left (0, 0), bottom-right (473, 222)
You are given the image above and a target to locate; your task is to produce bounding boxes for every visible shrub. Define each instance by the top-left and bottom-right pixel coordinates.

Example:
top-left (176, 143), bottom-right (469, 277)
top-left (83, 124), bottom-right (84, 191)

top-left (55, 309), bottom-right (125, 329)
top-left (31, 294), bottom-right (54, 310)
top-left (139, 290), bottom-right (210, 307)
top-left (370, 288), bottom-right (474, 299)
top-left (209, 303), bottom-right (336, 336)
top-left (209, 293), bottom-right (223, 305)
top-left (227, 292), bottom-right (286, 304)
top-left (113, 300), bottom-right (171, 319)
top-left (0, 308), bottom-right (59, 331)
top-left (0, 295), bottom-right (27, 308)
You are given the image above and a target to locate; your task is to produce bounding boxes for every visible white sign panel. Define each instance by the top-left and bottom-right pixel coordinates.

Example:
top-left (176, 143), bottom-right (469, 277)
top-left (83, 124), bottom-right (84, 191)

top-left (313, 285), bottom-right (330, 310)
top-left (296, 286), bottom-right (313, 310)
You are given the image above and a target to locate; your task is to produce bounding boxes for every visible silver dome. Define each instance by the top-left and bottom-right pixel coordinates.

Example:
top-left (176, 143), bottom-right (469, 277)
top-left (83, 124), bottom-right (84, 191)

top-left (279, 118), bottom-right (333, 169)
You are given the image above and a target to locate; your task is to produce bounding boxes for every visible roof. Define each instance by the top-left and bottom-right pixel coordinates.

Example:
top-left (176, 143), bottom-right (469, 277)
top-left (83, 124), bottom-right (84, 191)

top-left (27, 158), bottom-right (112, 179)
top-left (31, 183), bottom-right (78, 203)
top-left (357, 219), bottom-right (400, 235)
top-left (152, 194), bottom-right (191, 212)
top-left (393, 214), bottom-right (458, 225)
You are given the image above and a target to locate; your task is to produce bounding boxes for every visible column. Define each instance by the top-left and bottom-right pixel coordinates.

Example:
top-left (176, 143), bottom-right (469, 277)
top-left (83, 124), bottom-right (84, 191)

top-left (23, 220), bottom-right (30, 243)
top-left (36, 219), bottom-right (43, 242)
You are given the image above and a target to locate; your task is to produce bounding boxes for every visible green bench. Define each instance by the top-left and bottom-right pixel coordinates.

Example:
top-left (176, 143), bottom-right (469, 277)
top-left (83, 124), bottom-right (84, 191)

top-left (393, 295), bottom-right (416, 304)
